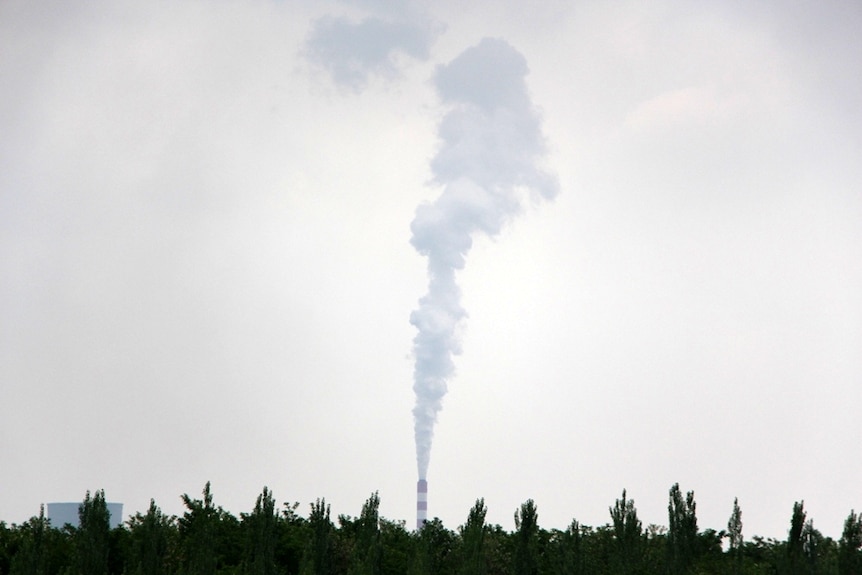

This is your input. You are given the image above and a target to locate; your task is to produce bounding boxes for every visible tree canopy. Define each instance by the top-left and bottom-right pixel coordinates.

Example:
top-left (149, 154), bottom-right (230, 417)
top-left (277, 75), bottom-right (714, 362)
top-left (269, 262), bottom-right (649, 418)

top-left (0, 484), bottom-right (855, 575)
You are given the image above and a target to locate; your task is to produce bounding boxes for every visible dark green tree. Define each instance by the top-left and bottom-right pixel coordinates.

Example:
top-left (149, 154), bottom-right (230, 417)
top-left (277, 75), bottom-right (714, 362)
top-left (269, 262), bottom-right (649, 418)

top-left (482, 524), bottom-right (510, 575)
top-left (513, 500), bottom-right (538, 575)
top-left (727, 497), bottom-right (743, 575)
top-left (0, 520), bottom-right (13, 575)
top-left (378, 518), bottom-right (411, 575)
top-left (642, 524), bottom-right (667, 575)
top-left (839, 510), bottom-right (862, 575)
top-left (787, 501), bottom-right (807, 575)
top-left (409, 518), bottom-right (455, 575)
top-left (274, 501), bottom-right (306, 575)
top-left (347, 492), bottom-right (382, 575)
top-left (667, 483), bottom-right (697, 575)
top-left (801, 518), bottom-right (830, 575)
top-left (178, 482), bottom-right (240, 575)
top-left (9, 506), bottom-right (52, 575)
top-left (75, 490), bottom-right (111, 575)
top-left (241, 487), bottom-right (279, 575)
top-left (546, 520), bottom-right (585, 575)
top-left (10, 511), bottom-right (74, 575)
top-left (694, 529), bottom-right (724, 574)
top-left (458, 499), bottom-right (487, 575)
top-left (126, 499), bottom-right (175, 575)
top-left (300, 499), bottom-right (334, 575)
top-left (582, 524), bottom-right (614, 575)
top-left (610, 489), bottom-right (642, 575)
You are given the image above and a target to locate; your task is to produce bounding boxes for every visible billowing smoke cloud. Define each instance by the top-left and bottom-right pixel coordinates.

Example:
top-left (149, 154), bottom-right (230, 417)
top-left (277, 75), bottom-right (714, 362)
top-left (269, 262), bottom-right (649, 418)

top-left (304, 2), bottom-right (441, 90)
top-left (411, 38), bottom-right (559, 480)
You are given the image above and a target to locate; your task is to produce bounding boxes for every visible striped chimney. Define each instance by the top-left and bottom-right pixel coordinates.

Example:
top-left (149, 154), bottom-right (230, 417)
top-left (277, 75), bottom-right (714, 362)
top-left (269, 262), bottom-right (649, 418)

top-left (416, 479), bottom-right (428, 530)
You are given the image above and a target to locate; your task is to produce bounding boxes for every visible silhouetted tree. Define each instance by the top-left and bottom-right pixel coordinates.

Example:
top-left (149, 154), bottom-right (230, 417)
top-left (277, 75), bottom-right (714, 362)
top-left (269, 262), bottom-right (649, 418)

top-left (667, 484), bottom-right (697, 575)
top-left (0, 520), bottom-right (13, 575)
top-left (346, 492), bottom-right (382, 575)
top-left (483, 524), bottom-right (510, 575)
top-left (178, 482), bottom-right (240, 575)
top-left (126, 499), bottom-right (174, 575)
top-left (610, 489), bottom-right (642, 575)
top-left (274, 501), bottom-right (305, 575)
top-left (546, 519), bottom-right (585, 575)
top-left (801, 518), bottom-right (832, 575)
top-left (301, 499), bottom-right (334, 575)
top-left (458, 499), bottom-right (487, 575)
top-left (410, 518), bottom-right (455, 575)
top-left (242, 487), bottom-right (278, 575)
top-left (788, 501), bottom-right (807, 575)
top-left (378, 518), bottom-right (410, 575)
top-left (839, 510), bottom-right (862, 575)
top-left (9, 506), bottom-right (53, 575)
top-left (513, 500), bottom-right (538, 575)
top-left (642, 524), bottom-right (667, 575)
top-left (727, 497), bottom-right (743, 575)
top-left (75, 490), bottom-right (111, 575)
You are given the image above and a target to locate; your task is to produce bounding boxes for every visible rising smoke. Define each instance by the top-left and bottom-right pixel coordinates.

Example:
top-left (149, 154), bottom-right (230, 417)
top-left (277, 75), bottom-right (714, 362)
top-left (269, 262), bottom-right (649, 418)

top-left (410, 38), bottom-right (559, 480)
top-left (304, 3), bottom-right (440, 91)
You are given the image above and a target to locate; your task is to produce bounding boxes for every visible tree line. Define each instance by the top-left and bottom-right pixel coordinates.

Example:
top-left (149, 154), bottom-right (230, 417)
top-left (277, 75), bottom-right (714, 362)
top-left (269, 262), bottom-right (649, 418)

top-left (1, 482), bottom-right (861, 575)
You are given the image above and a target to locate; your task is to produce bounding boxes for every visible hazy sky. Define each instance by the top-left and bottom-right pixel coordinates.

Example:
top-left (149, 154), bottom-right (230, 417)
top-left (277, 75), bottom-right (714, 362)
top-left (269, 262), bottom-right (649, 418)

top-left (2, 0), bottom-right (860, 541)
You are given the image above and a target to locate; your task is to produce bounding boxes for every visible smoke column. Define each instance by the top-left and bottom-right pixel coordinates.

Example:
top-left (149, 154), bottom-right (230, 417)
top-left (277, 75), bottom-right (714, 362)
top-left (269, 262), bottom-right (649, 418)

top-left (410, 38), bottom-right (559, 520)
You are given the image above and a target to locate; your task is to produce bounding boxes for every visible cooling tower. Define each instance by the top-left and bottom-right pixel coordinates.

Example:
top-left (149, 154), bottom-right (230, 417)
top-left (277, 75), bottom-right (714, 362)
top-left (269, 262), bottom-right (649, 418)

top-left (416, 479), bottom-right (428, 530)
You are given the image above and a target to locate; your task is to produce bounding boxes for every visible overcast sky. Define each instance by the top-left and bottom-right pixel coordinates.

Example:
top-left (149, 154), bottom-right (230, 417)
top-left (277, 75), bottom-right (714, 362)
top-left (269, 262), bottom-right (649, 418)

top-left (1, 0), bottom-right (860, 541)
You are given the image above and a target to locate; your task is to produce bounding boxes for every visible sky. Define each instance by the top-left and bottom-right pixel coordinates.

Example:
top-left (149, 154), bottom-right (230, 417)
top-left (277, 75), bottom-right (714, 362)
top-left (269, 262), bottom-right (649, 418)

top-left (1, 0), bottom-right (860, 541)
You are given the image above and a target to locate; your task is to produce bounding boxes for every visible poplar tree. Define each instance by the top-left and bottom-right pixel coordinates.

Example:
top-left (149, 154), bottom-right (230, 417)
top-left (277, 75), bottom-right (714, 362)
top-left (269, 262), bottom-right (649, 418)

top-left (555, 519), bottom-right (585, 575)
top-left (127, 499), bottom-right (174, 575)
top-left (838, 510), bottom-right (862, 575)
top-left (787, 501), bottom-right (806, 575)
top-left (242, 487), bottom-right (278, 575)
top-left (9, 505), bottom-right (51, 575)
top-left (458, 499), bottom-right (487, 575)
top-left (301, 499), bottom-right (334, 575)
top-left (75, 490), bottom-right (111, 575)
top-left (727, 497), bottom-right (743, 575)
top-left (410, 518), bottom-right (455, 575)
top-left (348, 492), bottom-right (382, 575)
top-left (667, 484), bottom-right (697, 575)
top-left (610, 489), bottom-right (642, 575)
top-left (178, 482), bottom-right (221, 575)
top-left (513, 499), bottom-right (539, 575)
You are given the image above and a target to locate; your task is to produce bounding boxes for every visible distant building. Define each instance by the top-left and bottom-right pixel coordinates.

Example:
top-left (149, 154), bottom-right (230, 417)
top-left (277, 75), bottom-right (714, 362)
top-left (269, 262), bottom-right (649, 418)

top-left (46, 502), bottom-right (124, 529)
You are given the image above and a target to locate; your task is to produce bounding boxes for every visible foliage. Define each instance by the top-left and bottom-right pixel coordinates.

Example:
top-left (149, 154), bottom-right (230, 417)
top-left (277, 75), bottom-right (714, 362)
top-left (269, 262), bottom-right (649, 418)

top-left (727, 497), bottom-right (743, 575)
top-left (126, 499), bottom-right (175, 575)
top-left (345, 492), bottom-right (382, 575)
top-left (513, 500), bottom-right (538, 575)
top-left (410, 518), bottom-right (455, 575)
top-left (458, 499), bottom-right (487, 575)
top-left (241, 487), bottom-right (279, 575)
top-left (76, 489), bottom-right (111, 575)
top-left (788, 500), bottom-right (807, 575)
top-left (178, 482), bottom-right (242, 575)
top-left (609, 489), bottom-right (641, 575)
top-left (839, 510), bottom-right (862, 575)
top-left (667, 483), bottom-right (698, 575)
top-left (0, 482), bottom-right (858, 575)
top-left (300, 498), bottom-right (333, 575)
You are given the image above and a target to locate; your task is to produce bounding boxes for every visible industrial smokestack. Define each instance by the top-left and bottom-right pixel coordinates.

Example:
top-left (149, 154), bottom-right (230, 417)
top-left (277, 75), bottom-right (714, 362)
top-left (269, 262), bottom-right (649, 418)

top-left (416, 479), bottom-right (428, 530)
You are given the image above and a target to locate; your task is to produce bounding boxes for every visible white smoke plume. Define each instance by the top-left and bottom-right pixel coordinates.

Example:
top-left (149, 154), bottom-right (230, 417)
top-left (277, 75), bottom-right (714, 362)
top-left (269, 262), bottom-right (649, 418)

top-left (410, 38), bottom-right (559, 480)
top-left (304, 1), bottom-right (441, 91)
